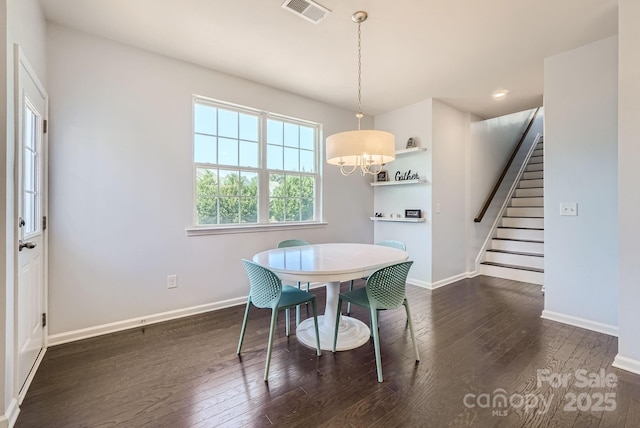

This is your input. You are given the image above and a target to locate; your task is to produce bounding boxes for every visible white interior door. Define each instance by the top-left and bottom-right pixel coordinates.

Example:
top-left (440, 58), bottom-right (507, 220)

top-left (16, 48), bottom-right (48, 395)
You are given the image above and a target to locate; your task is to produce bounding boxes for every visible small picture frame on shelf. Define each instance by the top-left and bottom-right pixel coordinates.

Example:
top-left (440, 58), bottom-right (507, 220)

top-left (376, 170), bottom-right (388, 182)
top-left (406, 137), bottom-right (417, 149)
top-left (405, 209), bottom-right (422, 219)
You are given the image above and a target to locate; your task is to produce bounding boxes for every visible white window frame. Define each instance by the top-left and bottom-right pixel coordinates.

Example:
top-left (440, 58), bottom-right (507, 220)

top-left (187, 96), bottom-right (325, 236)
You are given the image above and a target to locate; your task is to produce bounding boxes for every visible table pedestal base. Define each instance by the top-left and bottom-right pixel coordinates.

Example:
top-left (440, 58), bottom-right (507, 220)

top-left (297, 315), bottom-right (370, 351)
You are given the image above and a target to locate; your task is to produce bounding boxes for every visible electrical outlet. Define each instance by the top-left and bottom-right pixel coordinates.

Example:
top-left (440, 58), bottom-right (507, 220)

top-left (436, 203), bottom-right (441, 214)
top-left (167, 274), bottom-right (178, 289)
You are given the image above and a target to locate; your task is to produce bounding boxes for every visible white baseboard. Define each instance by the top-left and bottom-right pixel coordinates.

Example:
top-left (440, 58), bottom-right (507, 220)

top-left (541, 310), bottom-right (618, 337)
top-left (408, 272), bottom-right (471, 290)
top-left (407, 277), bottom-right (431, 289)
top-left (612, 355), bottom-right (640, 375)
top-left (0, 398), bottom-right (19, 428)
top-left (430, 272), bottom-right (470, 290)
top-left (48, 296), bottom-right (247, 346)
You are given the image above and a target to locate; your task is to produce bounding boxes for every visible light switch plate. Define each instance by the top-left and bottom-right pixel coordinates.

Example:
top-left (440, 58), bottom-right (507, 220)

top-left (560, 202), bottom-right (578, 216)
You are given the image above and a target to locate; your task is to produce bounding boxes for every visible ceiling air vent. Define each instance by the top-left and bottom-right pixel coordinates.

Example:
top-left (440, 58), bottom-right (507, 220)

top-left (281, 0), bottom-right (331, 24)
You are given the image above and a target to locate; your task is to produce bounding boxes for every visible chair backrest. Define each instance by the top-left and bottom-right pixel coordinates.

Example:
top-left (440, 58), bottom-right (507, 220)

top-left (366, 261), bottom-right (414, 310)
top-left (278, 239), bottom-right (310, 248)
top-left (376, 240), bottom-right (406, 251)
top-left (242, 259), bottom-right (282, 309)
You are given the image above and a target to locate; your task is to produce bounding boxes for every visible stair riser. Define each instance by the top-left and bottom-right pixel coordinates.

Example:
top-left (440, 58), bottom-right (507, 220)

top-left (526, 163), bottom-right (544, 172)
top-left (497, 228), bottom-right (544, 241)
top-left (506, 207), bottom-right (544, 217)
top-left (529, 155), bottom-right (543, 164)
top-left (532, 149), bottom-right (544, 157)
top-left (515, 188), bottom-right (543, 197)
top-left (479, 264), bottom-right (544, 285)
top-left (491, 239), bottom-right (544, 254)
top-left (502, 217), bottom-right (544, 228)
top-left (511, 197), bottom-right (544, 207)
top-left (519, 179), bottom-right (544, 188)
top-left (485, 252), bottom-right (544, 269)
top-left (523, 171), bottom-right (544, 180)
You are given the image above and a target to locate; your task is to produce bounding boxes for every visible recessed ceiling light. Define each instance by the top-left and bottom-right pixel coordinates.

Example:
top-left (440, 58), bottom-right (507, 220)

top-left (492, 89), bottom-right (509, 100)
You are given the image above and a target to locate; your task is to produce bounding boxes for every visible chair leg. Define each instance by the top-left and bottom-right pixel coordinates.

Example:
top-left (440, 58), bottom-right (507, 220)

top-left (332, 298), bottom-right (343, 353)
top-left (264, 309), bottom-right (279, 381)
top-left (310, 297), bottom-right (321, 356)
top-left (237, 298), bottom-right (251, 355)
top-left (370, 307), bottom-right (383, 382)
top-left (347, 280), bottom-right (354, 315)
top-left (404, 300), bottom-right (420, 362)
top-left (296, 282), bottom-right (301, 326)
top-left (285, 308), bottom-right (290, 337)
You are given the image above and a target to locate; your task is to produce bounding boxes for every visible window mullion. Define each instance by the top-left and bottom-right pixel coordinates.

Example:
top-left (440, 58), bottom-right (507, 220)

top-left (259, 112), bottom-right (270, 224)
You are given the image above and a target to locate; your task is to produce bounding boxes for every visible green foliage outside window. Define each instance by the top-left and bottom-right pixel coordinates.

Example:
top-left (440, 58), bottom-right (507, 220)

top-left (269, 174), bottom-right (314, 222)
top-left (196, 169), bottom-right (258, 225)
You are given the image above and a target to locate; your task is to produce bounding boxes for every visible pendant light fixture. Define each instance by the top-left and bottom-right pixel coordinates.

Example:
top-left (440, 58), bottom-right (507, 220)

top-left (326, 11), bottom-right (395, 176)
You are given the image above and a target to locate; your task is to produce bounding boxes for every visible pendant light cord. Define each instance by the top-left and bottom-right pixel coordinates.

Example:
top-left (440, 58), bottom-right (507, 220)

top-left (356, 20), bottom-right (363, 130)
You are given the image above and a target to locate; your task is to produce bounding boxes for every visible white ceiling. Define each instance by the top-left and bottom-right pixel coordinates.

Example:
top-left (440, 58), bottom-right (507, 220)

top-left (39, 0), bottom-right (618, 119)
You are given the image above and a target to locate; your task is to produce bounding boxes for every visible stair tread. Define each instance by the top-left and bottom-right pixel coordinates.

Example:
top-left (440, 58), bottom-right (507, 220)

top-left (486, 249), bottom-right (544, 257)
top-left (493, 238), bottom-right (544, 243)
top-left (481, 261), bottom-right (544, 273)
top-left (498, 227), bottom-right (544, 231)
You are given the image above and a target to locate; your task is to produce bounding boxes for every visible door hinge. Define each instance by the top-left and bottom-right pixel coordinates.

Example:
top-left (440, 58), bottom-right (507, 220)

top-left (43, 119), bottom-right (48, 134)
top-left (42, 313), bottom-right (47, 327)
top-left (42, 216), bottom-right (47, 231)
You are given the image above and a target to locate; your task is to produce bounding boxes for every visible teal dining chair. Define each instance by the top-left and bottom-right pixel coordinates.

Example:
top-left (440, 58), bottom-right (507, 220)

top-left (237, 259), bottom-right (321, 381)
top-left (277, 239), bottom-right (312, 329)
top-left (347, 240), bottom-right (407, 315)
top-left (333, 261), bottom-right (419, 382)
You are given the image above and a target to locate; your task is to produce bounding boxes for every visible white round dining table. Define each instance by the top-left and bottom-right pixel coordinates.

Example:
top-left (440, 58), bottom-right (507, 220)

top-left (252, 243), bottom-right (409, 351)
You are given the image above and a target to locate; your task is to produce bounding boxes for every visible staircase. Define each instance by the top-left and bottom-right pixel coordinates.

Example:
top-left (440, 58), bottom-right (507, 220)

top-left (479, 138), bottom-right (544, 285)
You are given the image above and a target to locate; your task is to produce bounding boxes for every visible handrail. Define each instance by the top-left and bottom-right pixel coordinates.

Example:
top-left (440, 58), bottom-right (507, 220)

top-left (474, 107), bottom-right (540, 223)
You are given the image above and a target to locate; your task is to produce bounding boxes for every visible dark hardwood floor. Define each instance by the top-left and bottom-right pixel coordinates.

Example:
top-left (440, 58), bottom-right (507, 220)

top-left (16, 276), bottom-right (640, 427)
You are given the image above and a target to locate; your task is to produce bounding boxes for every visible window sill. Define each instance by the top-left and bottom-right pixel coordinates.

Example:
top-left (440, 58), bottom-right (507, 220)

top-left (185, 221), bottom-right (328, 236)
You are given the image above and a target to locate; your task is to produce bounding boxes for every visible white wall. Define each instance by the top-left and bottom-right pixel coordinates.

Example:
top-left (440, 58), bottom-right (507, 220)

top-left (543, 36), bottom-right (618, 332)
top-left (616, 0), bottom-right (640, 373)
top-left (431, 100), bottom-right (470, 283)
top-left (46, 24), bottom-right (374, 335)
top-left (374, 99), bottom-right (432, 285)
top-left (11, 0), bottom-right (45, 79)
top-left (468, 109), bottom-right (538, 270)
top-left (374, 99), bottom-right (473, 286)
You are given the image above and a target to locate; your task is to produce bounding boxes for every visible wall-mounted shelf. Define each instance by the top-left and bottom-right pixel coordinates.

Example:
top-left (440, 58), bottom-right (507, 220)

top-left (370, 217), bottom-right (426, 223)
top-left (371, 179), bottom-right (426, 187)
top-left (395, 147), bottom-right (427, 156)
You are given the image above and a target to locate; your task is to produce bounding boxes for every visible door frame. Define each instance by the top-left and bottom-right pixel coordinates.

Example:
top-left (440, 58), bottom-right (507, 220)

top-left (13, 44), bottom-right (49, 404)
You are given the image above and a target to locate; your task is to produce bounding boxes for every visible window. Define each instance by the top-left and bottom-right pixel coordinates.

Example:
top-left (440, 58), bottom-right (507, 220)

top-left (193, 97), bottom-right (321, 227)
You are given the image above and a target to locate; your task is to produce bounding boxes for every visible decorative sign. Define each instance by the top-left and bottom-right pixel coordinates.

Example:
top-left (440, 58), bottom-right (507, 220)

top-left (405, 209), bottom-right (422, 219)
top-left (395, 169), bottom-right (420, 181)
